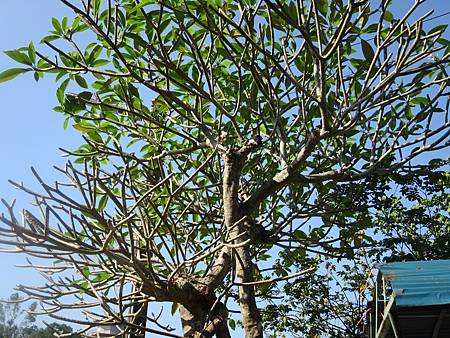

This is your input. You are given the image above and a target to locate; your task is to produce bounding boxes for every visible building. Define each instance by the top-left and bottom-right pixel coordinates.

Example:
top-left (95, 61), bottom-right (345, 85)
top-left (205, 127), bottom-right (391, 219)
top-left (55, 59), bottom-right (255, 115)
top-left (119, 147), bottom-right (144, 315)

top-left (88, 324), bottom-right (124, 337)
top-left (367, 259), bottom-right (450, 337)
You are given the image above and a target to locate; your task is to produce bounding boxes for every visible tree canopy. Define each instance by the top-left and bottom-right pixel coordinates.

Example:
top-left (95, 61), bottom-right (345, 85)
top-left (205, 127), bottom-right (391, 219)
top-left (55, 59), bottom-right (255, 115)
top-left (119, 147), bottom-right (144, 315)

top-left (1, 0), bottom-right (450, 337)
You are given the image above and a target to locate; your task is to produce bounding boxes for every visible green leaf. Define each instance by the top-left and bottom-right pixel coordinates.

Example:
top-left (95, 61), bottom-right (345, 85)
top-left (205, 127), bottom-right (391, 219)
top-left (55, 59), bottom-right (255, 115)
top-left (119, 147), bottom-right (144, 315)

top-left (361, 40), bottom-right (374, 62)
top-left (229, 319), bottom-right (236, 330)
top-left (410, 97), bottom-right (428, 106)
top-left (72, 16), bottom-right (81, 31)
top-left (78, 91), bottom-right (93, 100)
top-left (56, 78), bottom-right (70, 104)
top-left (384, 10), bottom-right (393, 22)
top-left (259, 124), bottom-right (268, 137)
top-left (88, 131), bottom-right (103, 143)
top-left (28, 42), bottom-right (36, 64)
top-left (40, 35), bottom-right (60, 44)
top-left (55, 71), bottom-right (68, 83)
top-left (92, 59), bottom-right (109, 67)
top-left (4, 50), bottom-right (32, 65)
top-left (98, 195), bottom-right (108, 211)
top-left (316, 0), bottom-right (328, 16)
top-left (79, 281), bottom-right (89, 293)
top-left (130, 0), bottom-right (152, 13)
top-left (73, 123), bottom-right (95, 132)
top-left (52, 17), bottom-right (62, 33)
top-left (171, 302), bottom-right (178, 316)
top-left (62, 17), bottom-right (68, 32)
top-left (75, 75), bottom-right (88, 88)
top-left (53, 105), bottom-right (64, 113)
top-left (93, 272), bottom-right (110, 282)
top-left (0, 68), bottom-right (31, 83)
top-left (415, 111), bottom-right (428, 122)
top-left (81, 267), bottom-right (90, 278)
top-left (429, 24), bottom-right (448, 35)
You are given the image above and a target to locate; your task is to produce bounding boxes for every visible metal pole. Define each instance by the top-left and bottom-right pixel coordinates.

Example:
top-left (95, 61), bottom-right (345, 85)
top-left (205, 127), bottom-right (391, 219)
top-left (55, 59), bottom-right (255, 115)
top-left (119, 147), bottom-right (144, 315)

top-left (375, 279), bottom-right (378, 337)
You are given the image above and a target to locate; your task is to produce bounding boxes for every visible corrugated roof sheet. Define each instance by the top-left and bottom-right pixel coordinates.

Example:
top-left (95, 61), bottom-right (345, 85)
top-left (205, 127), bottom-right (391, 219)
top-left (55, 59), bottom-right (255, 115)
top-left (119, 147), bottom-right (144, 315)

top-left (379, 259), bottom-right (450, 307)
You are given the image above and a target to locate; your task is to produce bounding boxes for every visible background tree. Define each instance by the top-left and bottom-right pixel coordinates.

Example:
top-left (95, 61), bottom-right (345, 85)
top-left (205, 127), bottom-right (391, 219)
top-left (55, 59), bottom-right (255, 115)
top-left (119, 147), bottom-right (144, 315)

top-left (262, 159), bottom-right (450, 337)
top-left (0, 293), bottom-right (37, 338)
top-left (375, 159), bottom-right (450, 261)
top-left (22, 323), bottom-right (81, 338)
top-left (1, 0), bottom-right (450, 337)
top-left (0, 293), bottom-right (78, 338)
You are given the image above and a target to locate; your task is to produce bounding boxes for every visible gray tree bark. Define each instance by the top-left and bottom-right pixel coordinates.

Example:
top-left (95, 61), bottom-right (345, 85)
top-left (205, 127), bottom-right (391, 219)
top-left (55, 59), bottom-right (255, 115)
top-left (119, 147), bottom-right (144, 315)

top-left (222, 146), bottom-right (263, 338)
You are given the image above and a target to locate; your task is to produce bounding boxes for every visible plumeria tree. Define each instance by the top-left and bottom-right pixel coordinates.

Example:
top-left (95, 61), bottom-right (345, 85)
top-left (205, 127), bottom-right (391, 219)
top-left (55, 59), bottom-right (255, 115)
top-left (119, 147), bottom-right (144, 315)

top-left (1, 0), bottom-right (450, 337)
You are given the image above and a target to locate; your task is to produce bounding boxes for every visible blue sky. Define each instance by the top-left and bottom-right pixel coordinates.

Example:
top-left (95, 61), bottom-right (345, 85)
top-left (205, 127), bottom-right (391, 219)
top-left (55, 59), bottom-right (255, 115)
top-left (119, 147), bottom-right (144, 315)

top-left (0, 0), bottom-right (450, 334)
top-left (0, 1), bottom-right (80, 300)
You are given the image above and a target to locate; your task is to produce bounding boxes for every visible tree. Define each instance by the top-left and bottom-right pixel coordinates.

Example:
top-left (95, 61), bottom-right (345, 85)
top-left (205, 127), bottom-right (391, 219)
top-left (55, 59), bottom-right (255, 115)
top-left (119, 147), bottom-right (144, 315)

top-left (0, 293), bottom-right (78, 338)
top-left (262, 159), bottom-right (450, 337)
top-left (374, 160), bottom-right (450, 261)
top-left (0, 293), bottom-right (37, 338)
top-left (22, 323), bottom-right (80, 338)
top-left (0, 0), bottom-right (450, 337)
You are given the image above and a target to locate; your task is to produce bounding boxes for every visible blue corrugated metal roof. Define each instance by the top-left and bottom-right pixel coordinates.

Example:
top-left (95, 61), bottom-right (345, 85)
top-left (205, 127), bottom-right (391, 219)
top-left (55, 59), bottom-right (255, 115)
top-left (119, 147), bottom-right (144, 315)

top-left (379, 259), bottom-right (450, 307)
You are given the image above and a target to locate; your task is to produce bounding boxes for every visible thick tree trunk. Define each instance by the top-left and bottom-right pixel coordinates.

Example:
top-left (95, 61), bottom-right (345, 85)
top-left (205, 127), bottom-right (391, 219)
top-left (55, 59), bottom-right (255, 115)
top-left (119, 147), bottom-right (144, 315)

top-left (235, 247), bottom-right (263, 338)
top-left (214, 322), bottom-right (232, 338)
top-left (179, 303), bottom-right (230, 338)
top-left (222, 150), bottom-right (263, 338)
top-left (180, 305), bottom-right (205, 337)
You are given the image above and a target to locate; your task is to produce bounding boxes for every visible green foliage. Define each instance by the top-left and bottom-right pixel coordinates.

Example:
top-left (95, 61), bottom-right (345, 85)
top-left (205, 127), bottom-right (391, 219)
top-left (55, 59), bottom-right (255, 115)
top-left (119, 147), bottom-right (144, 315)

top-left (21, 323), bottom-right (79, 338)
top-left (0, 68), bottom-right (31, 83)
top-left (375, 161), bottom-right (450, 261)
top-left (263, 160), bottom-right (450, 337)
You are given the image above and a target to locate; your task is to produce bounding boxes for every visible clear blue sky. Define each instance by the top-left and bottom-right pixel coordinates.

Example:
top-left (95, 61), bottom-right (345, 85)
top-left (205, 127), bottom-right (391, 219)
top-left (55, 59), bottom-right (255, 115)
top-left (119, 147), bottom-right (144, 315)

top-left (0, 0), bottom-right (449, 333)
top-left (0, 1), bottom-right (81, 300)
